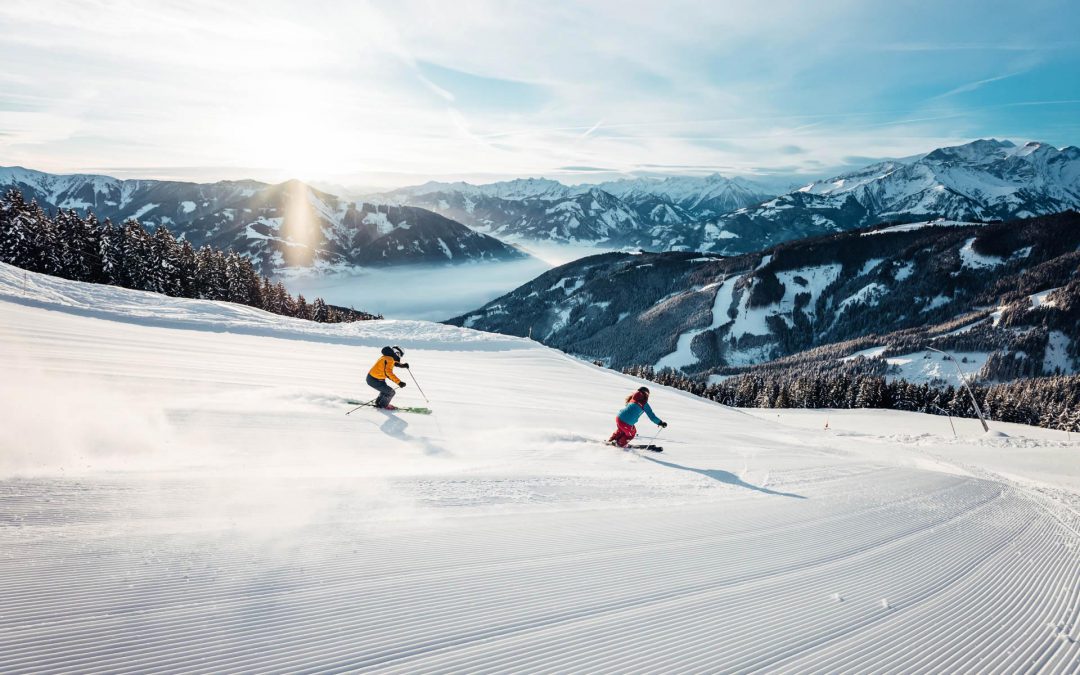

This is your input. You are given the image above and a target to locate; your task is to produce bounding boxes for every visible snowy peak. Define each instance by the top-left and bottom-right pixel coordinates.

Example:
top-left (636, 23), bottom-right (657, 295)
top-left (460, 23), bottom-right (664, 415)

top-left (709, 139), bottom-right (1080, 255)
top-left (389, 177), bottom-right (578, 202)
top-left (482, 177), bottom-right (577, 201)
top-left (596, 173), bottom-right (773, 215)
top-left (922, 138), bottom-right (1016, 164)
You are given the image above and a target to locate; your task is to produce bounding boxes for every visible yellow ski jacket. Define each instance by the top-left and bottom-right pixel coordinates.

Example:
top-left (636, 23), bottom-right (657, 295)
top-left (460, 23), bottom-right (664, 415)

top-left (368, 355), bottom-right (402, 384)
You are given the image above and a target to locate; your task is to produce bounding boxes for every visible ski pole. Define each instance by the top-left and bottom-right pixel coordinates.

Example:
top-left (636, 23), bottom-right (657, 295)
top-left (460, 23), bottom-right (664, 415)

top-left (642, 425), bottom-right (664, 448)
top-left (346, 399), bottom-right (377, 416)
top-left (406, 367), bottom-right (430, 403)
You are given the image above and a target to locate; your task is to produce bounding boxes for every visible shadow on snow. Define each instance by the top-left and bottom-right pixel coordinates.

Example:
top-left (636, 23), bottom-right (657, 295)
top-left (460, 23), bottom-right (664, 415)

top-left (376, 411), bottom-right (447, 456)
top-left (640, 455), bottom-right (807, 499)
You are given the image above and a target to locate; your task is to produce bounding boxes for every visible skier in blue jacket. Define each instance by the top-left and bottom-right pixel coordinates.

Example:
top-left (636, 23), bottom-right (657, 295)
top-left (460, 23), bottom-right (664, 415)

top-left (609, 386), bottom-right (667, 447)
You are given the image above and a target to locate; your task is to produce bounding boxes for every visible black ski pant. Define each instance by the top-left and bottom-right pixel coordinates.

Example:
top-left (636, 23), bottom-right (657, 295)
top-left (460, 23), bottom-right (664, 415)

top-left (366, 374), bottom-right (397, 408)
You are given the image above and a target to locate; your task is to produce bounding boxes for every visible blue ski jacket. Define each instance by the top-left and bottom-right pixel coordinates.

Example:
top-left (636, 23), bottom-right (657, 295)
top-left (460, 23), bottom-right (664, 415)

top-left (618, 401), bottom-right (663, 426)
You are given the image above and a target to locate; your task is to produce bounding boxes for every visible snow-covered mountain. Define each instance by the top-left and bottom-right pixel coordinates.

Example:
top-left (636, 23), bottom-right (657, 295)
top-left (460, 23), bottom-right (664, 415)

top-left (0, 167), bottom-right (527, 275)
top-left (595, 174), bottom-right (772, 219)
top-left (375, 174), bottom-right (775, 248)
top-left (706, 139), bottom-right (1080, 253)
top-left (452, 211), bottom-right (1080, 383)
top-left (3, 261), bottom-right (1079, 672)
top-left (379, 140), bottom-right (1080, 254)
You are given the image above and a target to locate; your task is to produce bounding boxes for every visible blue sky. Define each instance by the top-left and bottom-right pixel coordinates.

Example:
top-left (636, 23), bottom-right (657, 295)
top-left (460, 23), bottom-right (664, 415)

top-left (1, 0), bottom-right (1077, 187)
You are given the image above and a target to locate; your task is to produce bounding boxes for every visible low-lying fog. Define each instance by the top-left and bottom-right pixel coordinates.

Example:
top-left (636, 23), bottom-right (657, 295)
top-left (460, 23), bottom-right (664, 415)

top-left (284, 243), bottom-right (620, 321)
top-left (284, 258), bottom-right (550, 321)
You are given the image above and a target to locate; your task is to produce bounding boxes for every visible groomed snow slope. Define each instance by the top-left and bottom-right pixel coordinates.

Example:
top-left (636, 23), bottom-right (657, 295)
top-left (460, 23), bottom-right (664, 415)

top-left (1, 264), bottom-right (1078, 673)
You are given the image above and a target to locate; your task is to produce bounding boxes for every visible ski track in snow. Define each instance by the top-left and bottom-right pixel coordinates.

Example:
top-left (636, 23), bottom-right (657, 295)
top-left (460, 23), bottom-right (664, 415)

top-left (1, 264), bottom-right (1079, 673)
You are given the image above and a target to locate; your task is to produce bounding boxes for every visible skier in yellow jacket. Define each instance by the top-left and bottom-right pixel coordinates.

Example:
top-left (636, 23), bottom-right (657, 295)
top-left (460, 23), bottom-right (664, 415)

top-left (367, 345), bottom-right (409, 409)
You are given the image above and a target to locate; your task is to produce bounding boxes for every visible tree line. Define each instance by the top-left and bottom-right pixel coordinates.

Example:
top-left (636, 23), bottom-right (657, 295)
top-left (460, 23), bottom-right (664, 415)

top-left (621, 364), bottom-right (1080, 433)
top-left (0, 189), bottom-right (379, 322)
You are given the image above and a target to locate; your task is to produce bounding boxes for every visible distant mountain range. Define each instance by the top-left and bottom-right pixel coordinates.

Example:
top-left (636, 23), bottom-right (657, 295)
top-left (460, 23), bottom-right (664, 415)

top-left (5, 137), bottom-right (1077, 278)
top-left (449, 211), bottom-right (1080, 385)
top-left (0, 168), bottom-right (526, 275)
top-left (373, 175), bottom-right (775, 248)
top-left (380, 139), bottom-right (1080, 255)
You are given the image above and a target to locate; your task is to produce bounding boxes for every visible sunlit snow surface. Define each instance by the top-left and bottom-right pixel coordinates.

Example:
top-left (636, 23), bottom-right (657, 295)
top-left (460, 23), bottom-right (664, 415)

top-left (1, 263), bottom-right (1078, 673)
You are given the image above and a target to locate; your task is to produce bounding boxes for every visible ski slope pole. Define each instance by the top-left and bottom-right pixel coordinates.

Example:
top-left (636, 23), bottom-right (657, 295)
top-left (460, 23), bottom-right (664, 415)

top-left (931, 404), bottom-right (958, 439)
top-left (927, 347), bottom-right (989, 432)
top-left (406, 368), bottom-right (430, 403)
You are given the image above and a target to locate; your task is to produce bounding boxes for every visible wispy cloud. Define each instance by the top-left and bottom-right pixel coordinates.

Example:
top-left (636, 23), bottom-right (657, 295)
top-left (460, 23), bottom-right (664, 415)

top-left (0, 0), bottom-right (1076, 186)
top-left (579, 120), bottom-right (604, 139)
top-left (874, 40), bottom-right (1079, 52)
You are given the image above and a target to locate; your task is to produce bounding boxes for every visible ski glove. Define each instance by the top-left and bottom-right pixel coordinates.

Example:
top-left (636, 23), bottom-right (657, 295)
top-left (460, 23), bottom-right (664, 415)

top-left (659, 421), bottom-right (668, 428)
top-left (398, 362), bottom-right (410, 369)
top-left (398, 381), bottom-right (407, 388)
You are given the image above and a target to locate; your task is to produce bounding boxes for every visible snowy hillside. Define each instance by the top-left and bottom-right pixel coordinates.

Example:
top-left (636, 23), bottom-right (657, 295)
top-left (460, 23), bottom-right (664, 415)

top-left (709, 139), bottom-right (1080, 253)
top-left (2, 265), bottom-right (1079, 671)
top-left (452, 211), bottom-right (1080, 383)
top-left (0, 168), bottom-right (526, 274)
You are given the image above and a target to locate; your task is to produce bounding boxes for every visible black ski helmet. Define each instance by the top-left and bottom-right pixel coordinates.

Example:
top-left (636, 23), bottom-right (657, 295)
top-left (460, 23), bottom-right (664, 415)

top-left (392, 345), bottom-right (405, 359)
top-left (638, 386), bottom-right (650, 396)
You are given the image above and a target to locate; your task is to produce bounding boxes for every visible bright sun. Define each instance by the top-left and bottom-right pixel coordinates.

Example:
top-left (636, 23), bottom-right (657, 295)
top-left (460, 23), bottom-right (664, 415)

top-left (221, 89), bottom-right (364, 180)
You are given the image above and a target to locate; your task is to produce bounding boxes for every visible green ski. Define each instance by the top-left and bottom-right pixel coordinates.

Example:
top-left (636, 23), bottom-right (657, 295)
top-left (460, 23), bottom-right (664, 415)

top-left (345, 400), bottom-right (431, 415)
top-left (385, 406), bottom-right (432, 415)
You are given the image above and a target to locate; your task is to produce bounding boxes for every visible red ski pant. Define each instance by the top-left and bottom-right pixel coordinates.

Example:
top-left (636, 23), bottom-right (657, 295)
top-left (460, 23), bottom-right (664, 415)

top-left (609, 418), bottom-right (637, 447)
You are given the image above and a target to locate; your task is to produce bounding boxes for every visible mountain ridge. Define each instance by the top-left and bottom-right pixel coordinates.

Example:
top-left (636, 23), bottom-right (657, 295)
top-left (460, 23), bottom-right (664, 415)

top-left (0, 167), bottom-right (527, 275)
top-left (709, 139), bottom-right (1080, 253)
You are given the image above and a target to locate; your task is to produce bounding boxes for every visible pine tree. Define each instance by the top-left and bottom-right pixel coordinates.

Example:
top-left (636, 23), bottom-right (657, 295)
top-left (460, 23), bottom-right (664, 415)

top-left (54, 209), bottom-right (84, 279)
top-left (79, 213), bottom-right (105, 283)
top-left (120, 220), bottom-right (151, 290)
top-left (0, 189), bottom-right (32, 267)
top-left (193, 245), bottom-right (214, 298)
top-left (203, 250), bottom-right (229, 300)
top-left (24, 200), bottom-right (57, 275)
top-left (259, 277), bottom-right (274, 311)
top-left (294, 294), bottom-right (309, 320)
top-left (225, 252), bottom-right (248, 304)
top-left (98, 219), bottom-right (124, 285)
top-left (150, 226), bottom-right (180, 295)
top-left (175, 240), bottom-right (197, 298)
